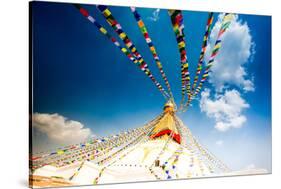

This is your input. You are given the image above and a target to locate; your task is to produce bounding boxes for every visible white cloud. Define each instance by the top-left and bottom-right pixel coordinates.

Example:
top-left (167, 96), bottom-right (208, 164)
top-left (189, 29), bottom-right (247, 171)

top-left (148, 9), bottom-right (160, 22)
top-left (205, 14), bottom-right (255, 92)
top-left (215, 140), bottom-right (224, 146)
top-left (245, 163), bottom-right (256, 170)
top-left (200, 89), bottom-right (249, 132)
top-left (32, 113), bottom-right (92, 145)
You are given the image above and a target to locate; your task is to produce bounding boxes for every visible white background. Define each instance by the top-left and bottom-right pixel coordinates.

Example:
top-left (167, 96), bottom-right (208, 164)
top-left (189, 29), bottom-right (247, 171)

top-left (0, 0), bottom-right (280, 188)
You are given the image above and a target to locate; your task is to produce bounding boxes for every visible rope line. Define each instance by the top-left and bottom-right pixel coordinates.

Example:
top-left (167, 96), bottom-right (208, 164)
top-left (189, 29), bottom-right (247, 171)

top-left (93, 118), bottom-right (160, 184)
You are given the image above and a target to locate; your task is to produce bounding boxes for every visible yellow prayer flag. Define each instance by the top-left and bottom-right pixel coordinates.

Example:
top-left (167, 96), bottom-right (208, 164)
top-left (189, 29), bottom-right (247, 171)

top-left (178, 41), bottom-right (185, 48)
top-left (202, 73), bottom-right (208, 78)
top-left (214, 43), bottom-right (221, 49)
top-left (103, 9), bottom-right (111, 17)
top-left (121, 48), bottom-right (127, 53)
top-left (99, 28), bottom-right (107, 34)
top-left (57, 150), bottom-right (64, 155)
top-left (120, 32), bottom-right (126, 39)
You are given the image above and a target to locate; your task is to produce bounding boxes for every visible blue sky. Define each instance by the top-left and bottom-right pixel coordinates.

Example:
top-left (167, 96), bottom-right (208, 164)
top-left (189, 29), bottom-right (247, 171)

top-left (31, 2), bottom-right (271, 171)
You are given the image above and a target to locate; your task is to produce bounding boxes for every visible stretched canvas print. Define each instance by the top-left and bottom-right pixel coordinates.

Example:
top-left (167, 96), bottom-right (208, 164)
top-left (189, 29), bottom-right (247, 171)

top-left (29, 1), bottom-right (272, 188)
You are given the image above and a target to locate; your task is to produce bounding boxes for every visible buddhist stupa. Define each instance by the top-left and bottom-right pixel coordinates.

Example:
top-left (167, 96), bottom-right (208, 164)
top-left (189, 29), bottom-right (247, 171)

top-left (30, 102), bottom-right (254, 188)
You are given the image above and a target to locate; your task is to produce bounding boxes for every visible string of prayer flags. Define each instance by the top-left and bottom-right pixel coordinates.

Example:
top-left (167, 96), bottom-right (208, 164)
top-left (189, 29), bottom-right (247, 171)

top-left (194, 13), bottom-right (234, 97)
top-left (96, 5), bottom-right (170, 99)
top-left (130, 7), bottom-right (174, 100)
top-left (184, 13), bottom-right (234, 109)
top-left (74, 4), bottom-right (169, 99)
top-left (168, 10), bottom-right (191, 108)
top-left (190, 12), bottom-right (214, 96)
